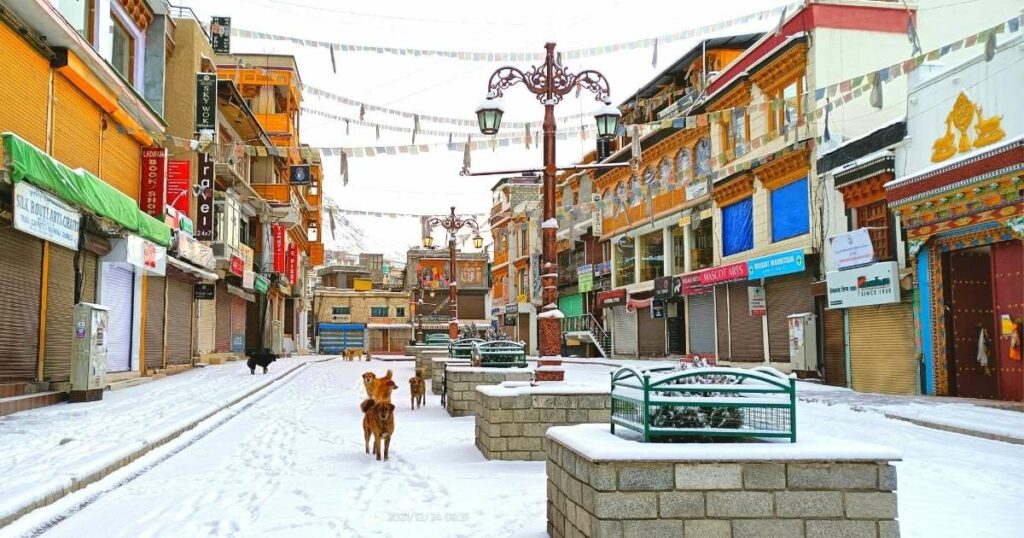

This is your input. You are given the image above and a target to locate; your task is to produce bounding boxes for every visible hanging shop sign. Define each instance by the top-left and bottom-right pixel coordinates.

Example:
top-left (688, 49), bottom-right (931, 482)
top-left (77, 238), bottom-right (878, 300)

top-left (577, 264), bottom-right (593, 293)
top-left (195, 73), bottom-right (217, 131)
top-left (210, 16), bottom-right (231, 53)
top-left (290, 164), bottom-right (311, 185)
top-left (671, 276), bottom-right (683, 297)
top-left (12, 180), bottom-right (81, 251)
top-left (505, 303), bottom-right (519, 314)
top-left (826, 261), bottom-right (900, 309)
top-left (166, 160), bottom-right (190, 215)
top-left (229, 254), bottom-right (245, 276)
top-left (139, 147), bottom-right (167, 218)
top-left (113, 234), bottom-right (167, 276)
top-left (653, 276), bottom-right (674, 299)
top-left (242, 270), bottom-right (255, 290)
top-left (178, 214), bottom-right (194, 236)
top-left (254, 274), bottom-right (270, 294)
top-left (238, 243), bottom-right (254, 272)
top-left (747, 248), bottom-right (805, 280)
top-left (287, 244), bottom-right (298, 284)
top-left (831, 228), bottom-right (875, 270)
top-left (651, 299), bottom-right (666, 319)
top-left (173, 231), bottom-right (216, 271)
top-left (593, 261), bottom-right (612, 277)
top-left (194, 283), bottom-right (215, 300)
top-left (273, 224), bottom-right (286, 273)
top-left (195, 152), bottom-right (214, 240)
top-left (680, 274), bottom-right (708, 296)
top-left (596, 289), bottom-right (626, 308)
top-left (697, 261), bottom-right (748, 286)
top-left (748, 285), bottom-right (766, 316)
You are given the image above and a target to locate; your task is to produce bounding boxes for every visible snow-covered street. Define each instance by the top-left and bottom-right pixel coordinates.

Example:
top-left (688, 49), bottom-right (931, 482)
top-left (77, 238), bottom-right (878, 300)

top-left (1, 358), bottom-right (1022, 537)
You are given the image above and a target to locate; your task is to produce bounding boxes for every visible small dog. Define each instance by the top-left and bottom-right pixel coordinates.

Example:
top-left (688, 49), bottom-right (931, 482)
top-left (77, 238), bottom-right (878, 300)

top-left (372, 370), bottom-right (398, 404)
top-left (343, 349), bottom-right (363, 362)
top-left (246, 354), bottom-right (276, 375)
top-left (409, 369), bottom-right (426, 410)
top-left (361, 399), bottom-right (395, 461)
top-left (362, 371), bottom-right (378, 398)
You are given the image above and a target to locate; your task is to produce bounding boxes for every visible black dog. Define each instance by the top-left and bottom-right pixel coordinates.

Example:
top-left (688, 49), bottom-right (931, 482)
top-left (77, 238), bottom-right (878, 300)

top-left (246, 354), bottom-right (277, 375)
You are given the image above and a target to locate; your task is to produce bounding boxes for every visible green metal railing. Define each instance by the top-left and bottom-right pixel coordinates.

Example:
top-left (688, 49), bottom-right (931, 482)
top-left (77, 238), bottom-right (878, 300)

top-left (472, 341), bottom-right (528, 368)
top-left (448, 338), bottom-right (485, 359)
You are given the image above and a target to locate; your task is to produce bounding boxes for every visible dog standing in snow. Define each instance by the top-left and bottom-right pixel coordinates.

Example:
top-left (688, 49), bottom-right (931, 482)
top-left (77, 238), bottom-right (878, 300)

top-left (409, 369), bottom-right (426, 410)
top-left (361, 399), bottom-right (395, 461)
top-left (246, 354), bottom-right (276, 375)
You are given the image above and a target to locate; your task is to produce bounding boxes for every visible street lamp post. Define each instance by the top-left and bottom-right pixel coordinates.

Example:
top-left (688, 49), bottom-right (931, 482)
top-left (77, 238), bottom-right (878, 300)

top-left (423, 206), bottom-right (484, 339)
top-left (475, 43), bottom-right (620, 378)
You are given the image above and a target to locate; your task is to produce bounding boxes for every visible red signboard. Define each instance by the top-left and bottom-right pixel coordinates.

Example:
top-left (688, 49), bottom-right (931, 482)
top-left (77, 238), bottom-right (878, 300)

top-left (273, 224), bottom-right (285, 273)
top-left (697, 261), bottom-right (749, 286)
top-left (166, 160), bottom-right (191, 215)
top-left (680, 274), bottom-right (707, 296)
top-left (596, 289), bottom-right (627, 308)
top-left (139, 147), bottom-right (167, 218)
top-left (195, 152), bottom-right (215, 240)
top-left (286, 244), bottom-right (298, 284)
top-left (229, 254), bottom-right (244, 276)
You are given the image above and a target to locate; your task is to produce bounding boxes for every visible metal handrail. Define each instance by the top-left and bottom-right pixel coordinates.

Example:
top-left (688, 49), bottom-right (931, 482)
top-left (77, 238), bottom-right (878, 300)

top-left (167, 4), bottom-right (211, 41)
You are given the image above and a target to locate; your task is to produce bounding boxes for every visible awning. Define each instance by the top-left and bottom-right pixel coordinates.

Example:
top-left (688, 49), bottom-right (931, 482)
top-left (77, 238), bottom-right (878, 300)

top-left (2, 133), bottom-right (171, 246)
top-left (167, 255), bottom-right (219, 281)
top-left (226, 283), bottom-right (256, 302)
top-left (367, 323), bottom-right (413, 329)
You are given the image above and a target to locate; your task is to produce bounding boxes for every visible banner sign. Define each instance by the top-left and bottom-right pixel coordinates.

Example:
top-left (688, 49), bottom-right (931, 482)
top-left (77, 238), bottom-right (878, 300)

top-left (826, 261), bottom-right (900, 309)
top-left (210, 17), bottom-right (231, 53)
top-left (173, 231), bottom-right (215, 271)
top-left (685, 178), bottom-right (709, 200)
top-left (229, 254), bottom-right (244, 276)
top-left (593, 261), bottom-right (612, 277)
top-left (654, 276), bottom-right (674, 299)
top-left (194, 283), bottom-right (215, 300)
top-left (697, 261), bottom-right (748, 286)
top-left (680, 274), bottom-right (707, 296)
top-left (254, 274), bottom-right (270, 294)
top-left (577, 264), bottom-right (593, 293)
top-left (596, 289), bottom-right (626, 308)
top-left (13, 181), bottom-right (81, 251)
top-left (273, 224), bottom-right (286, 273)
top-left (748, 286), bottom-right (766, 316)
top-left (651, 299), bottom-right (666, 319)
top-left (238, 243), bottom-right (254, 272)
top-left (747, 248), bottom-right (805, 280)
top-left (832, 228), bottom-right (875, 270)
top-left (672, 276), bottom-right (683, 297)
top-left (242, 270), bottom-right (255, 290)
top-left (139, 147), bottom-right (167, 218)
top-left (195, 152), bottom-right (214, 239)
top-left (287, 244), bottom-right (298, 284)
top-left (290, 164), bottom-right (311, 185)
top-left (125, 235), bottom-right (167, 276)
top-left (195, 73), bottom-right (217, 131)
top-left (166, 160), bottom-right (190, 216)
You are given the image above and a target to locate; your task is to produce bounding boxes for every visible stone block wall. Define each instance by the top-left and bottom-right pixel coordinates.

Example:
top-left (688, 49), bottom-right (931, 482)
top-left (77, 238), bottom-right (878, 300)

top-left (546, 434), bottom-right (900, 538)
top-left (476, 389), bottom-right (611, 461)
top-left (431, 357), bottom-right (470, 395)
top-left (443, 367), bottom-right (533, 417)
top-left (414, 349), bottom-right (449, 378)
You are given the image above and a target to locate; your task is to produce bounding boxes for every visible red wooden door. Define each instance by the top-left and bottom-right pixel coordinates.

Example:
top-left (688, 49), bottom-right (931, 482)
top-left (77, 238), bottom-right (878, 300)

top-left (992, 240), bottom-right (1024, 402)
top-left (947, 249), bottom-right (998, 399)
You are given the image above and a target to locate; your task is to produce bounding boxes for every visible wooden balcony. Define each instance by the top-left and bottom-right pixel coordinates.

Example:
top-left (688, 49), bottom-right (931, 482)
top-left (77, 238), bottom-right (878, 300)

top-left (252, 183), bottom-right (290, 204)
top-left (494, 250), bottom-right (509, 266)
top-left (309, 242), bottom-right (324, 266)
top-left (255, 113), bottom-right (293, 135)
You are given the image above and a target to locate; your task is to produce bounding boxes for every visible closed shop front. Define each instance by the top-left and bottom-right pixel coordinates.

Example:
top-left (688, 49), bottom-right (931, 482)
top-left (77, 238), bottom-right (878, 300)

top-left (822, 308), bottom-right (847, 387)
top-left (0, 19), bottom-right (49, 149)
top-left (215, 283), bottom-right (231, 353)
top-left (52, 75), bottom-right (101, 175)
top-left (165, 275), bottom-right (194, 366)
top-left (144, 276), bottom-right (166, 373)
top-left (517, 313), bottom-right (531, 346)
top-left (611, 305), bottom-right (637, 358)
top-left (103, 263), bottom-right (136, 373)
top-left (457, 294), bottom-right (486, 320)
top-left (766, 273), bottom-right (815, 362)
top-left (0, 227), bottom-right (43, 381)
top-left (231, 295), bottom-right (247, 353)
top-left (849, 302), bottom-right (917, 394)
top-left (43, 245), bottom-right (76, 382)
top-left (687, 293), bottom-right (715, 356)
top-left (558, 293), bottom-right (584, 318)
top-left (716, 286), bottom-right (730, 359)
top-left (100, 122), bottom-right (141, 200)
top-left (637, 307), bottom-right (666, 357)
top-left (197, 293), bottom-right (216, 354)
top-left (726, 281), bottom-right (764, 362)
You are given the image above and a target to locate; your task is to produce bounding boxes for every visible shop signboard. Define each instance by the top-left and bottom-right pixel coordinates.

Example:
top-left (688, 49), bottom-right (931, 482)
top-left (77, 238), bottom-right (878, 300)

top-left (593, 261), bottom-right (611, 277)
top-left (686, 178), bottom-right (709, 200)
top-left (651, 299), bottom-right (666, 319)
top-left (826, 261), bottom-right (900, 308)
top-left (242, 270), bottom-right (255, 290)
top-left (748, 285), bottom-right (766, 316)
top-left (831, 228), bottom-right (875, 270)
top-left (504, 303), bottom-right (518, 326)
top-left (287, 244), bottom-right (298, 284)
top-left (12, 181), bottom-right (81, 251)
top-left (195, 152), bottom-right (214, 240)
top-left (229, 254), bottom-right (244, 277)
top-left (697, 261), bottom-right (748, 286)
top-left (290, 164), bottom-right (311, 185)
top-left (210, 16), bottom-right (231, 53)
top-left (139, 147), bottom-right (167, 218)
top-left (596, 289), bottom-right (626, 308)
top-left (194, 283), bottom-right (214, 300)
top-left (671, 276), bottom-right (683, 297)
top-left (653, 276), bottom-right (674, 299)
top-left (195, 73), bottom-right (217, 131)
top-left (680, 274), bottom-right (707, 296)
top-left (173, 231), bottom-right (215, 270)
top-left (273, 224), bottom-right (285, 273)
top-left (747, 248), bottom-right (805, 280)
top-left (238, 243), bottom-right (254, 272)
top-left (166, 160), bottom-right (190, 215)
top-left (577, 264), bottom-right (593, 293)
top-left (254, 274), bottom-right (270, 294)
top-left (124, 235), bottom-right (167, 276)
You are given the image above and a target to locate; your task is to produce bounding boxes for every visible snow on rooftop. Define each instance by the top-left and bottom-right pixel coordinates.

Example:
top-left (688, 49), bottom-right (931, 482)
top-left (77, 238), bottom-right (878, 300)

top-left (818, 116), bottom-right (906, 158)
top-left (477, 381), bottom-right (609, 397)
top-left (825, 149), bottom-right (894, 177)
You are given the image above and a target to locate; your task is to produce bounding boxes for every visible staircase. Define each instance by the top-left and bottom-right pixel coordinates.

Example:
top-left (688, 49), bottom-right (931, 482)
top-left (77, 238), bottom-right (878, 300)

top-left (562, 314), bottom-right (610, 358)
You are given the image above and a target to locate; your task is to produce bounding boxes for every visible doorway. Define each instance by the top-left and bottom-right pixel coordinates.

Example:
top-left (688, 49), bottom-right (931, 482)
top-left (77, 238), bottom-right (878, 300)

top-left (943, 246), bottom-right (997, 399)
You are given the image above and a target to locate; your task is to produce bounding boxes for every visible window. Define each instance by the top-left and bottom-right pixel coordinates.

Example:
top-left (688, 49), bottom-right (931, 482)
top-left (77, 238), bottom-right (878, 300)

top-left (770, 178), bottom-right (810, 242)
top-left (519, 226), bottom-right (529, 256)
top-left (638, 230), bottom-right (664, 282)
top-left (691, 216), bottom-right (713, 270)
top-left (109, 13), bottom-right (134, 83)
top-left (614, 236), bottom-right (635, 286)
top-left (239, 216), bottom-right (250, 247)
top-left (627, 176), bottom-right (639, 206)
top-left (856, 200), bottom-right (893, 260)
top-left (214, 194), bottom-right (241, 248)
top-left (675, 148), bottom-right (692, 186)
top-left (395, 307), bottom-right (406, 318)
top-left (57, 0), bottom-right (94, 41)
top-left (370, 306), bottom-right (389, 317)
top-left (722, 108), bottom-right (748, 159)
top-left (722, 198), bottom-right (754, 256)
top-left (694, 138), bottom-right (712, 178)
top-left (517, 268), bottom-right (529, 298)
top-left (331, 306), bottom-right (351, 316)
top-left (671, 225), bottom-right (686, 274)
top-left (771, 77), bottom-right (805, 136)
top-left (659, 158), bottom-right (673, 189)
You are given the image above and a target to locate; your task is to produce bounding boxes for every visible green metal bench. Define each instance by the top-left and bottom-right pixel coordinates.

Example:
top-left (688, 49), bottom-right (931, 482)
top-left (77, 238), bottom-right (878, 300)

top-left (610, 366), bottom-right (797, 443)
top-left (448, 338), bottom-right (485, 359)
top-left (425, 333), bottom-right (451, 346)
top-left (471, 341), bottom-right (527, 368)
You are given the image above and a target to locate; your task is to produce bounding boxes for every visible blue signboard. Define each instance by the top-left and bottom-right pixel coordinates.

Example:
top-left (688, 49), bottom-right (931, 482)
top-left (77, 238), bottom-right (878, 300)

top-left (747, 248), bottom-right (805, 280)
top-left (290, 164), bottom-right (311, 185)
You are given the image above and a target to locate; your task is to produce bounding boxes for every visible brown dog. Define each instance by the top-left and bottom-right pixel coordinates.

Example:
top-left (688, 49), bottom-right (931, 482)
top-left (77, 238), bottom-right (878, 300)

top-left (344, 348), bottom-right (364, 362)
top-left (372, 369), bottom-right (397, 404)
top-left (409, 369), bottom-right (425, 410)
top-left (362, 371), bottom-right (378, 398)
top-left (361, 399), bottom-right (395, 461)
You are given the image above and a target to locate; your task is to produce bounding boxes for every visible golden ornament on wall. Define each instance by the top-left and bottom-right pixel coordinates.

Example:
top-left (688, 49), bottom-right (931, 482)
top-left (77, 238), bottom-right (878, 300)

top-left (931, 92), bottom-right (1005, 163)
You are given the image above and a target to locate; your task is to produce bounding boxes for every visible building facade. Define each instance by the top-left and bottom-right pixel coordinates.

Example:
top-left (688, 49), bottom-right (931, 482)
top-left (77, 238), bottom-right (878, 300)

top-left (313, 289), bottom-right (412, 355)
top-left (489, 175), bottom-right (543, 353)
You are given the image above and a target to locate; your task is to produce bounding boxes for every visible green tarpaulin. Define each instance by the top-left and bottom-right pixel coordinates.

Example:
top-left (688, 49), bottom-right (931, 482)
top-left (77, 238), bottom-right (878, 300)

top-left (558, 293), bottom-right (584, 318)
top-left (2, 132), bottom-right (170, 246)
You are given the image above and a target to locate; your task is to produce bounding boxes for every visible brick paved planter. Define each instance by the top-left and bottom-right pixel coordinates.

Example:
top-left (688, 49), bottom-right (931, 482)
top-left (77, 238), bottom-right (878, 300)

top-left (443, 367), bottom-right (533, 417)
top-left (476, 384), bottom-right (611, 461)
top-left (415, 349), bottom-right (450, 378)
top-left (545, 424), bottom-right (901, 538)
top-left (431, 357), bottom-right (470, 395)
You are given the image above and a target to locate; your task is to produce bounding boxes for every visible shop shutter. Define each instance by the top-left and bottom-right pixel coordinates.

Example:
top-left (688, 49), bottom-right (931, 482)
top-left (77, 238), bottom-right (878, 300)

top-left (688, 293), bottom-right (716, 356)
top-left (215, 284), bottom-right (231, 353)
top-left (389, 329), bottom-right (411, 351)
top-left (369, 329), bottom-right (386, 352)
top-left (144, 276), bottom-right (166, 372)
top-left (103, 264), bottom-right (135, 372)
top-left (0, 228), bottom-right (43, 381)
top-left (285, 298), bottom-right (295, 334)
top-left (44, 245), bottom-right (76, 382)
top-left (611, 306), bottom-right (638, 358)
top-left (246, 297), bottom-right (264, 351)
top-left (518, 313), bottom-right (531, 346)
top-left (849, 303), bottom-right (917, 394)
top-left (197, 295), bottom-right (216, 355)
top-left (727, 281), bottom-right (764, 361)
top-left (766, 273), bottom-right (815, 362)
top-left (558, 294), bottom-right (584, 318)
top-left (53, 75), bottom-right (101, 175)
top-left (82, 252), bottom-right (99, 303)
top-left (457, 295), bottom-right (485, 320)
top-left (715, 286), bottom-right (730, 359)
top-left (231, 297), bottom-right (247, 352)
top-left (637, 307), bottom-right (666, 357)
top-left (667, 315), bottom-right (685, 355)
top-left (823, 308), bottom-right (847, 387)
top-left (0, 21), bottom-right (49, 149)
top-left (100, 119), bottom-right (141, 200)
top-left (165, 277), bottom-right (194, 366)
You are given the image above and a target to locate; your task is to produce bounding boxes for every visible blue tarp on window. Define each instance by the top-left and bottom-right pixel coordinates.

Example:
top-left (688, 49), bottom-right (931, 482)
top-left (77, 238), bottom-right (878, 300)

top-left (722, 197), bottom-right (753, 256)
top-left (771, 177), bottom-right (809, 242)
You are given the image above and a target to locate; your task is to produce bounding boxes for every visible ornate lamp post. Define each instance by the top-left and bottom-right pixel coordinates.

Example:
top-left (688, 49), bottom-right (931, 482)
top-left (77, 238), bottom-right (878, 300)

top-left (423, 206), bottom-right (483, 339)
top-left (475, 43), bottom-right (620, 377)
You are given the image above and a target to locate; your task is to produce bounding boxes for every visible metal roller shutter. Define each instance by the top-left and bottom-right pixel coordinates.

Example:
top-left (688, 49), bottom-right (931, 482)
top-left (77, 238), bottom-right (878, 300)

top-left (611, 305), bottom-right (637, 358)
top-left (103, 264), bottom-right (135, 372)
top-left (0, 228), bottom-right (43, 381)
top-left (231, 296), bottom-right (247, 352)
top-left (389, 329), bottom-right (411, 351)
top-left (823, 308), bottom-right (847, 387)
top-left (667, 314), bottom-right (685, 355)
top-left (369, 329), bottom-right (386, 352)
top-left (766, 273), bottom-right (815, 361)
top-left (849, 303), bottom-right (917, 394)
top-left (716, 286), bottom-right (730, 359)
top-left (53, 75), bottom-right (101, 175)
top-left (727, 281), bottom-right (764, 361)
top-left (0, 21), bottom-right (50, 149)
top-left (82, 252), bottom-right (99, 303)
top-left (44, 245), bottom-right (76, 382)
top-left (637, 307), bottom-right (666, 357)
top-left (198, 296), bottom-right (216, 354)
top-left (144, 276), bottom-right (166, 373)
top-left (246, 297), bottom-right (263, 351)
top-left (100, 120), bottom-right (141, 200)
top-left (215, 284), bottom-right (232, 353)
top-left (457, 295), bottom-right (485, 320)
top-left (285, 298), bottom-right (295, 334)
top-left (165, 277), bottom-right (193, 366)
top-left (688, 293), bottom-right (716, 355)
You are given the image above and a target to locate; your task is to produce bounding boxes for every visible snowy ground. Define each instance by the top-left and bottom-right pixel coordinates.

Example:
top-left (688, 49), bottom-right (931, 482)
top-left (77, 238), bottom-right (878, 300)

top-left (1, 359), bottom-right (1022, 537)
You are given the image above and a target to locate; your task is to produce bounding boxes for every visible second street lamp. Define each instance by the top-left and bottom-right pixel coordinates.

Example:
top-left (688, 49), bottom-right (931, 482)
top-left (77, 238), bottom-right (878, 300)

top-left (423, 206), bottom-right (482, 339)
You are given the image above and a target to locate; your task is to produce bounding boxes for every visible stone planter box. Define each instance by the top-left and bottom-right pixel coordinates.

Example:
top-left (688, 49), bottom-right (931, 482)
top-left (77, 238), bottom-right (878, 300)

top-left (431, 357), bottom-right (470, 395)
top-left (415, 349), bottom-right (451, 378)
top-left (476, 383), bottom-right (611, 461)
top-left (444, 366), bottom-right (533, 417)
top-left (546, 424), bottom-right (901, 538)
